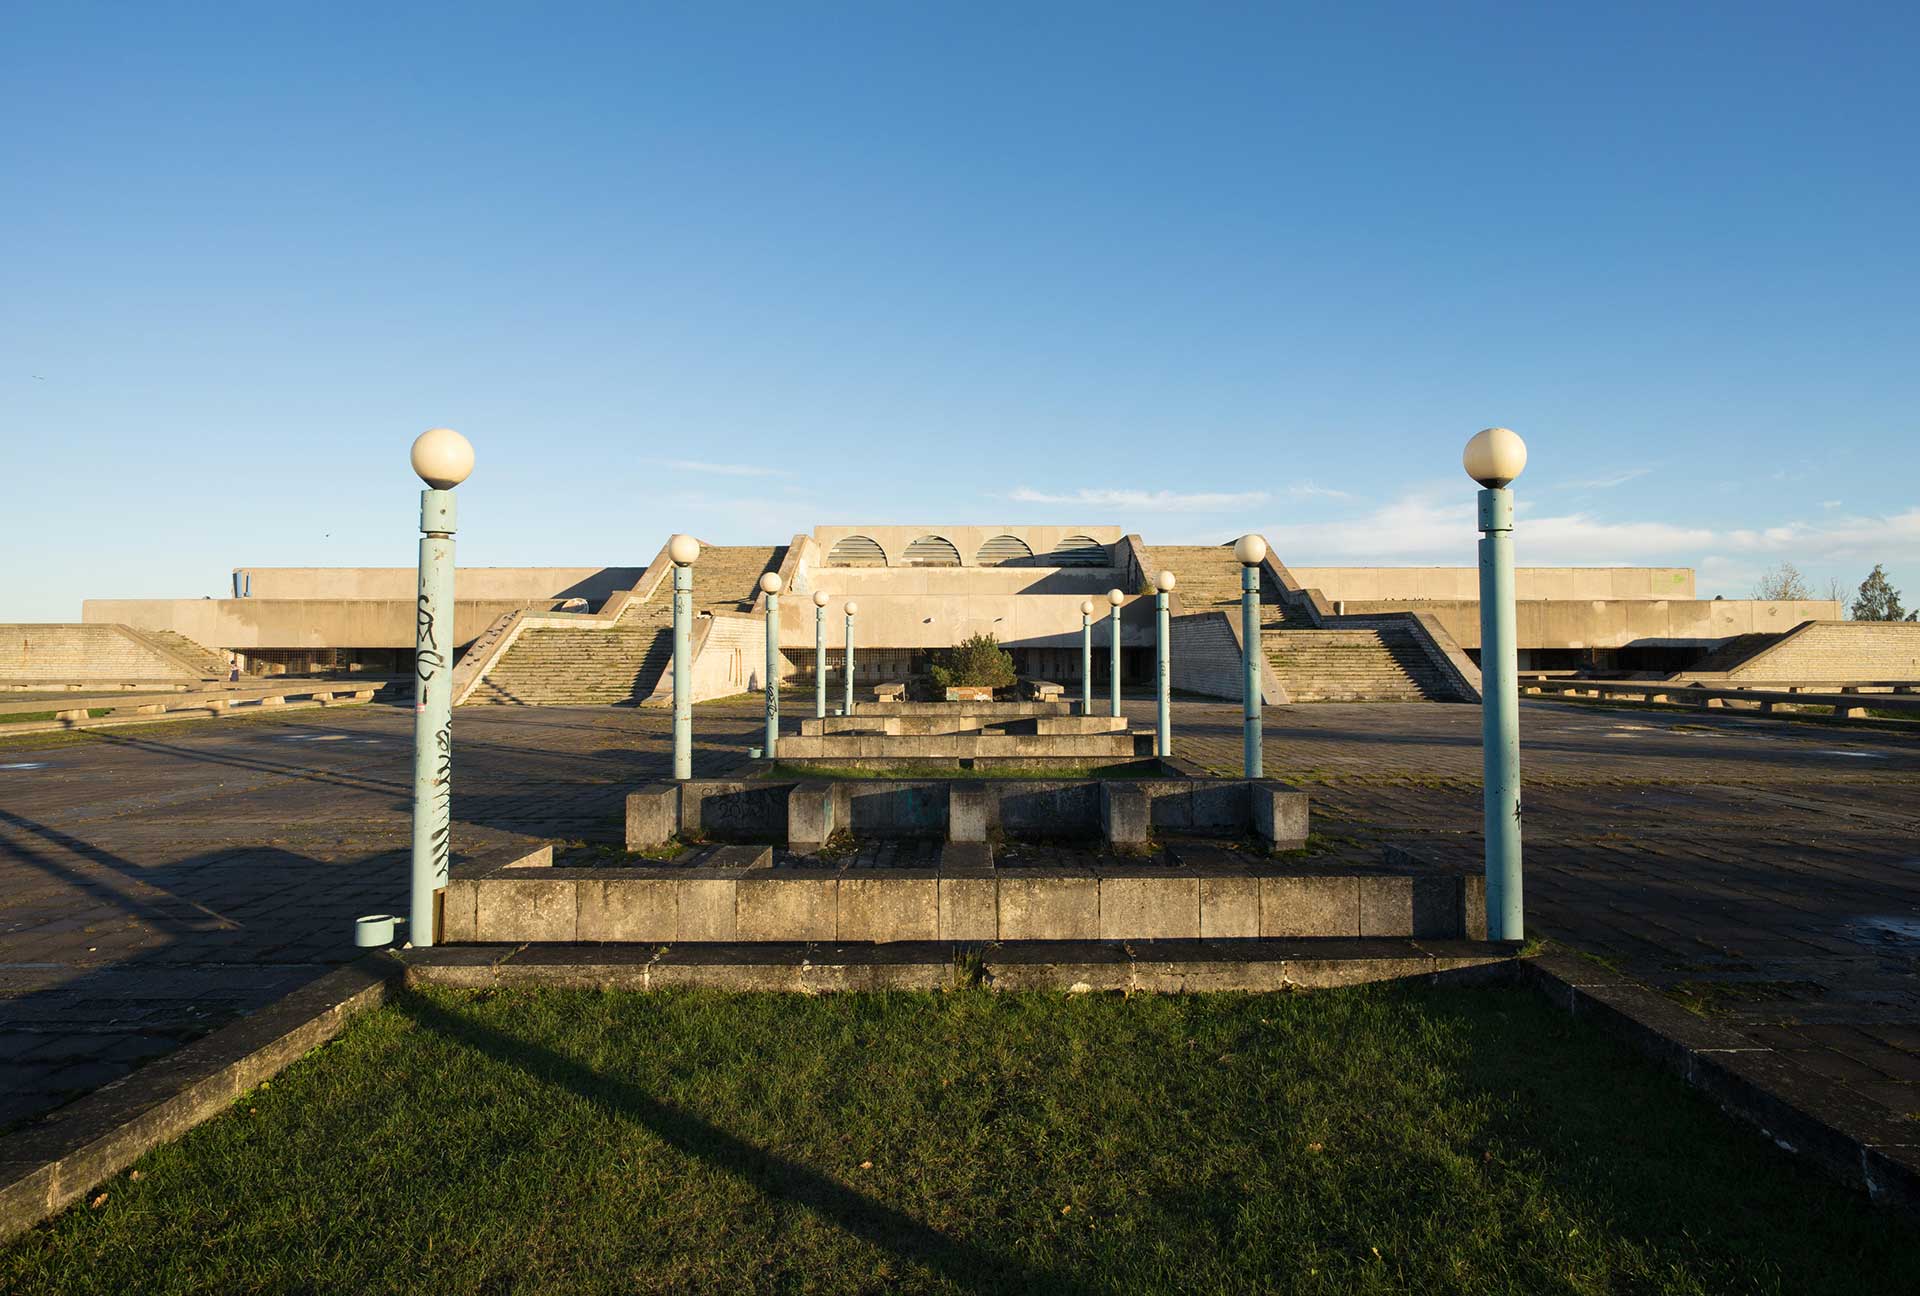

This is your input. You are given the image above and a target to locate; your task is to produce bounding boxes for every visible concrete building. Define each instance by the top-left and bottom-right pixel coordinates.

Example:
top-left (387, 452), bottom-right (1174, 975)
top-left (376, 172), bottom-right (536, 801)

top-left (33, 524), bottom-right (1904, 704)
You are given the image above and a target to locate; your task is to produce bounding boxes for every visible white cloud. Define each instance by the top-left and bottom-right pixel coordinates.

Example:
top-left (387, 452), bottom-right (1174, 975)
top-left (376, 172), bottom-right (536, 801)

top-left (666, 460), bottom-right (784, 478)
top-left (1560, 468), bottom-right (1652, 490)
top-left (1285, 483), bottom-right (1354, 500)
top-left (1008, 486), bottom-right (1269, 513)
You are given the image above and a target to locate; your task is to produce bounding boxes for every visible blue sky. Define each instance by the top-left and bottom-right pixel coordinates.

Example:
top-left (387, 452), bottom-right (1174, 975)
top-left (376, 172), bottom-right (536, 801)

top-left (4, 1), bottom-right (1915, 620)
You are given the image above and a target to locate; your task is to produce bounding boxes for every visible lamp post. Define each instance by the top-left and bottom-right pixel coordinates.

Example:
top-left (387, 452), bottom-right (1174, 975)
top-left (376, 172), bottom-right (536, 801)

top-left (669, 534), bottom-right (699, 780)
top-left (760, 572), bottom-right (782, 759)
top-left (408, 426), bottom-right (472, 949)
top-left (1079, 600), bottom-right (1094, 715)
top-left (1234, 535), bottom-right (1267, 777)
top-left (843, 600), bottom-right (858, 715)
top-left (813, 590), bottom-right (829, 719)
top-left (1106, 588), bottom-right (1124, 718)
top-left (1154, 571), bottom-right (1175, 757)
top-left (1465, 426), bottom-right (1528, 941)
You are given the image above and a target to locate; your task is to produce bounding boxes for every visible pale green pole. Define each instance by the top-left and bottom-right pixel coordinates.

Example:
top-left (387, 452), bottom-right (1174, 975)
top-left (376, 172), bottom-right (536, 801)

top-left (813, 592), bottom-right (827, 719)
top-left (1107, 589), bottom-right (1123, 718)
top-left (1154, 571), bottom-right (1173, 757)
top-left (1466, 428), bottom-right (1528, 941)
top-left (844, 602), bottom-right (858, 714)
top-left (669, 535), bottom-right (698, 781)
top-left (1080, 601), bottom-right (1093, 714)
top-left (761, 573), bottom-right (781, 759)
top-left (1235, 535), bottom-right (1266, 778)
top-left (408, 427), bottom-right (473, 949)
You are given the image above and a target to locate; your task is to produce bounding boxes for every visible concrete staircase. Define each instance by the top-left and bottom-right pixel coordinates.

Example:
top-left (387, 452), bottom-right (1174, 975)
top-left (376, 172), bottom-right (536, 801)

top-left (1155, 546), bottom-right (1310, 627)
top-left (1161, 545), bottom-right (1459, 700)
top-left (1263, 625), bottom-right (1455, 702)
top-left (465, 547), bottom-right (785, 706)
top-left (133, 630), bottom-right (228, 678)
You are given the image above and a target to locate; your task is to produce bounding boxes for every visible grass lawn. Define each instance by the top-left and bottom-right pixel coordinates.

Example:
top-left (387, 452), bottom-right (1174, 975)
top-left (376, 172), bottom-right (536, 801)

top-left (3, 984), bottom-right (1908, 1294)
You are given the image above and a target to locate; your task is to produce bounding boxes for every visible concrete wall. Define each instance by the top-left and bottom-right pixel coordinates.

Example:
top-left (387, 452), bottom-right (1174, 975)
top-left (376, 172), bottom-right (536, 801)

top-left (232, 567), bottom-right (643, 604)
top-left (1337, 598), bottom-right (1839, 650)
top-left (1167, 611), bottom-right (1285, 703)
top-left (0, 625), bottom-right (198, 681)
top-left (81, 599), bottom-right (561, 650)
top-left (1292, 567), bottom-right (1695, 601)
top-left (812, 525), bottom-right (1124, 568)
top-left (1723, 621), bottom-right (1920, 682)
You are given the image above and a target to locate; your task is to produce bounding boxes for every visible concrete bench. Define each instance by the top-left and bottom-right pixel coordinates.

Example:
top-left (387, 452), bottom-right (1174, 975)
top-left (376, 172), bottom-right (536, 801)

top-left (872, 683), bottom-right (906, 702)
top-left (1024, 679), bottom-right (1065, 701)
top-left (9, 682), bottom-right (385, 731)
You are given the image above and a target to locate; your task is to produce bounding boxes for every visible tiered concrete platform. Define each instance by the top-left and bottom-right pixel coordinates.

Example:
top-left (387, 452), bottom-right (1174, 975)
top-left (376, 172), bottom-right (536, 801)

top-left (777, 698), bottom-right (1153, 765)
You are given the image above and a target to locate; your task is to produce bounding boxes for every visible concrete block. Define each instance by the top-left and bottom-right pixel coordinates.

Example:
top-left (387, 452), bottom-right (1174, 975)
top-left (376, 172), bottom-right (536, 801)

top-left (624, 784), bottom-right (678, 850)
top-left (998, 875), bottom-right (1099, 941)
top-left (442, 877), bottom-right (479, 942)
top-left (737, 877), bottom-right (837, 942)
top-left (838, 876), bottom-right (938, 943)
top-left (1463, 874), bottom-right (1488, 941)
top-left (1101, 783), bottom-right (1152, 851)
top-left (1409, 875), bottom-right (1467, 939)
top-left (675, 878), bottom-right (737, 941)
top-left (1099, 875), bottom-right (1199, 940)
top-left (948, 783), bottom-right (992, 842)
top-left (1259, 875), bottom-right (1358, 937)
top-left (1252, 782), bottom-right (1310, 849)
top-left (787, 782), bottom-right (836, 850)
top-left (1199, 874), bottom-right (1260, 939)
top-left (938, 876), bottom-right (998, 941)
top-left (577, 878), bottom-right (677, 942)
top-left (475, 878), bottom-right (577, 943)
top-left (1187, 781), bottom-right (1251, 833)
top-left (1358, 875), bottom-right (1414, 936)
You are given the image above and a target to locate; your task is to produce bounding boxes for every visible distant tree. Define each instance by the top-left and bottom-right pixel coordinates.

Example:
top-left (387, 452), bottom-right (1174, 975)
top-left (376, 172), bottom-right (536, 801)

top-left (929, 633), bottom-right (1016, 690)
top-left (1822, 575), bottom-right (1848, 609)
top-left (1850, 565), bottom-right (1915, 622)
top-left (1751, 561), bottom-right (1812, 601)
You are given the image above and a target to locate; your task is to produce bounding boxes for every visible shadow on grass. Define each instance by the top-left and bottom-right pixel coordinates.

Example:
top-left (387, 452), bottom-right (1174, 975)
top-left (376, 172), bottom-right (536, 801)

top-left (392, 988), bottom-right (1100, 1296)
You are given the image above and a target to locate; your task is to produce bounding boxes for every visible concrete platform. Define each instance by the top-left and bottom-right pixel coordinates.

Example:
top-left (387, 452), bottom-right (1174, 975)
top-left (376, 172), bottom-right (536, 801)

top-left (405, 937), bottom-right (1519, 992)
top-left (446, 843), bottom-right (1484, 945)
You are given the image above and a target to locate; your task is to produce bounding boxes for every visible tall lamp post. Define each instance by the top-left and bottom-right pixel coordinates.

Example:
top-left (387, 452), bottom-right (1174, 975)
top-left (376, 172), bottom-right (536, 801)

top-left (760, 572), bottom-right (782, 759)
top-left (843, 600), bottom-right (859, 715)
top-left (669, 534), bottom-right (699, 780)
top-left (1234, 534), bottom-right (1266, 777)
top-left (1154, 571), bottom-right (1175, 757)
top-left (813, 590), bottom-right (830, 719)
top-left (1106, 588), bottom-right (1125, 718)
top-left (408, 427), bottom-right (473, 949)
top-left (1079, 599), bottom-right (1094, 715)
top-left (1465, 426), bottom-right (1528, 941)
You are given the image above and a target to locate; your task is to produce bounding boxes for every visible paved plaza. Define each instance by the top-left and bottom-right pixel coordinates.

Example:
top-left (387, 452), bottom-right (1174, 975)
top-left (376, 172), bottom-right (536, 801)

top-left (2, 697), bottom-right (1917, 1135)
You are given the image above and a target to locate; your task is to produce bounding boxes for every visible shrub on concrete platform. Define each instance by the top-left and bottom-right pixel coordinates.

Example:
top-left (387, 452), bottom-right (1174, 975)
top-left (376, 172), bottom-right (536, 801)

top-left (929, 633), bottom-right (1015, 691)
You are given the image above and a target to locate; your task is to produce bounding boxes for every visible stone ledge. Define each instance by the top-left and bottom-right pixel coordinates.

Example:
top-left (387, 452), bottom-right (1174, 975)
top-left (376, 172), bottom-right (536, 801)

top-left (0, 956), bottom-right (400, 1244)
top-left (1520, 956), bottom-right (1920, 1210)
top-left (405, 937), bottom-right (1520, 995)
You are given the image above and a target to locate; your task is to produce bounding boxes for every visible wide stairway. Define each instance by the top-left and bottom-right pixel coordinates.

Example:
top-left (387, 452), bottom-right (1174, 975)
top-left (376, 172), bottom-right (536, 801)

top-left (465, 546), bottom-right (785, 706)
top-left (138, 629), bottom-right (229, 678)
top-left (1156, 545), bottom-right (1452, 702)
top-left (1263, 625), bottom-right (1453, 702)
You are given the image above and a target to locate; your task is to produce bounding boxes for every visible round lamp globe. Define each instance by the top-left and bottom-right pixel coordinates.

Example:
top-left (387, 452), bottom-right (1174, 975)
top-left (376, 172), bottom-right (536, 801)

top-left (668, 534), bottom-right (701, 567)
top-left (1155, 571), bottom-right (1177, 593)
top-left (1107, 589), bottom-right (1125, 607)
top-left (1463, 427), bottom-right (1528, 488)
top-left (1233, 534), bottom-right (1267, 566)
top-left (813, 590), bottom-right (830, 607)
top-left (410, 427), bottom-right (474, 490)
top-left (844, 601), bottom-right (858, 617)
top-left (1080, 600), bottom-right (1095, 616)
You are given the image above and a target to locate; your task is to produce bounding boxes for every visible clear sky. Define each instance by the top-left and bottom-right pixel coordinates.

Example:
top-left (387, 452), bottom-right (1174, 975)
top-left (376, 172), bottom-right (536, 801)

top-left (4, 2), bottom-right (1915, 621)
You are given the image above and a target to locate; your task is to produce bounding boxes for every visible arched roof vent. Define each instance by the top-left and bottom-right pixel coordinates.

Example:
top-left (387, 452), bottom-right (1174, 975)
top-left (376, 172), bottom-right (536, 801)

top-left (903, 535), bottom-right (962, 567)
top-left (974, 534), bottom-right (1034, 566)
top-left (1050, 535), bottom-right (1108, 566)
top-left (826, 535), bottom-right (888, 567)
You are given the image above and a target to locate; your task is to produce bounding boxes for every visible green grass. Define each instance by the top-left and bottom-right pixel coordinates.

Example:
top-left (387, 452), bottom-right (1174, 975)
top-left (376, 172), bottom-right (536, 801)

top-left (3, 985), bottom-right (1908, 1294)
